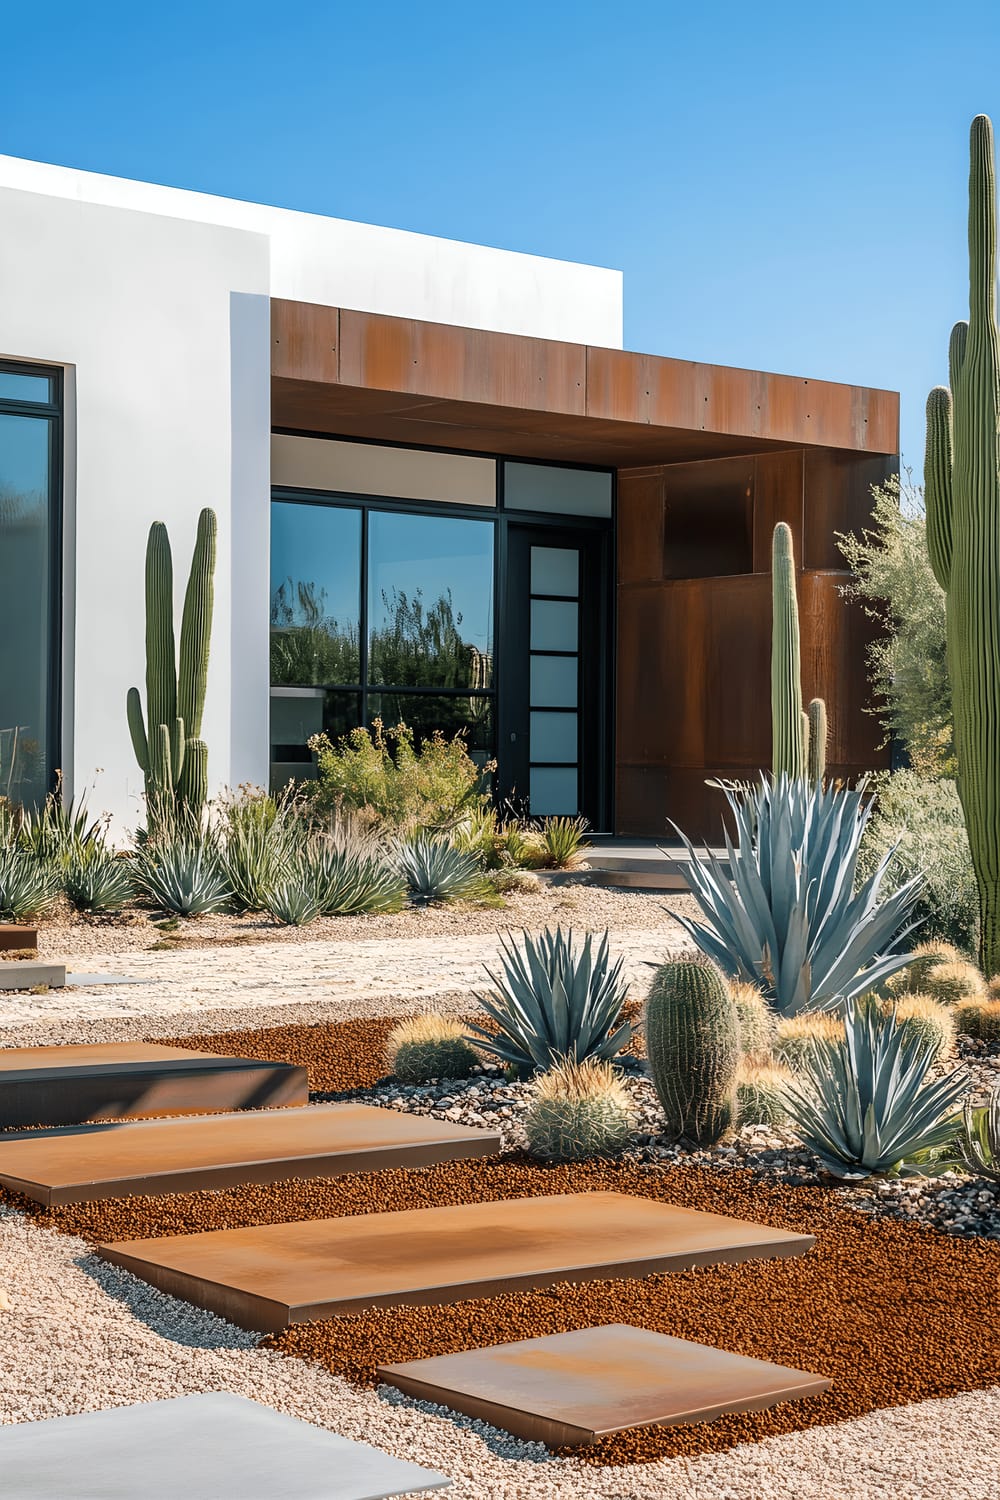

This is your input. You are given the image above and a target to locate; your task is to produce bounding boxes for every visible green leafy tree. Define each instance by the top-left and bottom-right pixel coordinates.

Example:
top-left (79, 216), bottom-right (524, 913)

top-left (837, 476), bottom-right (953, 775)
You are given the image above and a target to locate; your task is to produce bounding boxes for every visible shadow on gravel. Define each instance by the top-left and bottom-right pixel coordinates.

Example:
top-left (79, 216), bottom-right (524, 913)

top-left (76, 1249), bottom-right (259, 1351)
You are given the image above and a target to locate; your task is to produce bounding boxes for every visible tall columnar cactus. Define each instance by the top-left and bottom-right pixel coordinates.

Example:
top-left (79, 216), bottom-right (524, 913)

top-left (645, 959), bottom-right (739, 1146)
top-left (127, 509), bottom-right (217, 812)
top-left (771, 522), bottom-right (828, 781)
top-left (925, 115), bottom-right (1000, 975)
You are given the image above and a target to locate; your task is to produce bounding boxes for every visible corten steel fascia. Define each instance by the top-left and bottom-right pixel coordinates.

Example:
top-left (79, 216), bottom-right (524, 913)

top-left (270, 300), bottom-right (899, 458)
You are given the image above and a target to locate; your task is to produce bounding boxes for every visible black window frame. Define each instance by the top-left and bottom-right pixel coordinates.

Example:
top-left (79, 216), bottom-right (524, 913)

top-left (0, 359), bottom-right (63, 807)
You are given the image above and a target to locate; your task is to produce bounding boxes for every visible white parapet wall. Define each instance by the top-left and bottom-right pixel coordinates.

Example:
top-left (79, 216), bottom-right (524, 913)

top-left (0, 156), bottom-right (624, 831)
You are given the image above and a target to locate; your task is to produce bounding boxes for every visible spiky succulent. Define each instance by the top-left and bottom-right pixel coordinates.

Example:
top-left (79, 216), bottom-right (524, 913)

top-left (0, 848), bottom-right (61, 920)
top-left (131, 836), bottom-right (231, 916)
top-left (782, 998), bottom-right (968, 1179)
top-left (63, 847), bottom-right (134, 913)
top-left (890, 994), bottom-right (956, 1063)
top-left (468, 926), bottom-right (632, 1075)
top-left (396, 835), bottom-right (486, 904)
top-left (264, 878), bottom-right (323, 927)
top-left (773, 1011), bottom-right (846, 1071)
top-left (304, 840), bottom-right (405, 915)
top-left (731, 981), bottom-right (776, 1064)
top-left (735, 1062), bottom-right (792, 1127)
top-left (387, 1014), bottom-right (479, 1083)
top-left (886, 941), bottom-right (964, 995)
top-left (524, 1057), bottom-right (634, 1161)
top-left (674, 776), bottom-right (923, 1015)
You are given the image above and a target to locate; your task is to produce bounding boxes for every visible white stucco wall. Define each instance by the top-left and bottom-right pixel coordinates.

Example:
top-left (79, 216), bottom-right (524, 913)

top-left (0, 157), bottom-right (624, 830)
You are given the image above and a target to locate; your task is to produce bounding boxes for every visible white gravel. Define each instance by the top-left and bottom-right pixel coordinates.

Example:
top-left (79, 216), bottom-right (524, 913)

top-left (1, 1205), bottom-right (998, 1499)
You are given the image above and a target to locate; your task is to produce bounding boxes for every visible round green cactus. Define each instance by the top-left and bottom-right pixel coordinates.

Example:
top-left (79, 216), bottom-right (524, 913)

top-left (524, 1057), bottom-right (634, 1161)
top-left (645, 959), bottom-right (739, 1146)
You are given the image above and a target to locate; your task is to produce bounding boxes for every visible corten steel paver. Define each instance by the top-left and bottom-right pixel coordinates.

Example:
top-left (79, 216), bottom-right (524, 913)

top-left (98, 1192), bottom-right (815, 1333)
top-left (378, 1323), bottom-right (832, 1446)
top-left (0, 1102), bottom-right (503, 1204)
top-left (0, 1392), bottom-right (449, 1499)
top-left (0, 1042), bottom-right (307, 1128)
top-left (0, 924), bottom-right (37, 952)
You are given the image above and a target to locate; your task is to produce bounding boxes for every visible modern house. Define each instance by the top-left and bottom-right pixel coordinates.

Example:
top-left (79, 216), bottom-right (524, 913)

top-left (0, 156), bottom-right (896, 841)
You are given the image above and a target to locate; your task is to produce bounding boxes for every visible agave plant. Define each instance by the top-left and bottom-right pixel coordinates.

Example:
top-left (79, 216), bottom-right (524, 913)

top-left (396, 834), bottom-right (485, 904)
top-left (782, 998), bottom-right (967, 1179)
top-left (218, 807), bottom-right (302, 911)
top-left (263, 877), bottom-right (324, 927)
top-left (468, 926), bottom-right (632, 1074)
top-left (17, 786), bottom-right (105, 862)
top-left (958, 1089), bottom-right (1000, 1182)
top-left (0, 848), bottom-right (61, 920)
top-left (675, 776), bottom-right (924, 1016)
top-left (131, 835), bottom-right (231, 916)
top-left (63, 846), bottom-right (134, 913)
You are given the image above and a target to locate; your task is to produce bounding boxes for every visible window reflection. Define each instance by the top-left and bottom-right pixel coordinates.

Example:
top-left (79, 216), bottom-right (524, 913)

top-left (368, 694), bottom-right (494, 764)
top-left (269, 502), bottom-right (362, 685)
top-left (0, 411), bottom-right (54, 808)
top-left (368, 512), bottom-right (494, 689)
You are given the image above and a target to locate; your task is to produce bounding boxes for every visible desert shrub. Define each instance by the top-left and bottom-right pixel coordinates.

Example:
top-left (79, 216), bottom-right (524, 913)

top-left (773, 1012), bottom-right (844, 1071)
top-left (924, 960), bottom-right (987, 1007)
top-left (387, 1014), bottom-right (480, 1082)
top-left (469, 926), bottom-right (632, 1075)
top-left (524, 1057), bottom-right (634, 1161)
top-left (735, 1062), bottom-right (791, 1127)
top-left (890, 994), bottom-right (956, 1063)
top-left (837, 477), bottom-right (952, 775)
top-left (17, 783), bottom-right (106, 863)
top-left (731, 981), bottom-right (776, 1064)
top-left (132, 834), bottom-right (231, 916)
top-left (783, 997), bottom-right (967, 1178)
top-left (63, 846), bottom-right (133, 913)
top-left (484, 866), bottom-right (540, 896)
top-left (0, 848), bottom-right (61, 920)
top-left (534, 816), bottom-right (589, 870)
top-left (954, 999), bottom-right (1000, 1044)
top-left (395, 834), bottom-right (486, 904)
top-left (857, 771), bottom-right (978, 956)
top-left (307, 719), bottom-right (490, 828)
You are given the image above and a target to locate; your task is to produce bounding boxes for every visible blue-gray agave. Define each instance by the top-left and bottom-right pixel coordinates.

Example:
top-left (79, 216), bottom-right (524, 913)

top-left (395, 834), bottom-right (485, 904)
top-left (674, 776), bottom-right (924, 1016)
top-left (468, 926), bottom-right (632, 1074)
top-left (783, 998), bottom-right (966, 1179)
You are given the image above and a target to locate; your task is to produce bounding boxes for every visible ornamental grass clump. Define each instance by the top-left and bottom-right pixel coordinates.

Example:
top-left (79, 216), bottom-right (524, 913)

top-left (782, 997), bottom-right (968, 1179)
top-left (524, 1057), bottom-right (634, 1162)
top-left (216, 787), bottom-right (303, 912)
top-left (731, 981), bottom-right (776, 1064)
top-left (954, 998), bottom-right (1000, 1044)
top-left (734, 1062), bottom-right (792, 1127)
top-left (387, 1014), bottom-right (479, 1083)
top-left (890, 994), bottom-right (956, 1063)
top-left (773, 1011), bottom-right (845, 1072)
top-left (645, 959), bottom-right (740, 1147)
top-left (468, 926), bottom-right (631, 1075)
top-left (924, 959), bottom-right (987, 1007)
top-left (674, 775), bottom-right (922, 1016)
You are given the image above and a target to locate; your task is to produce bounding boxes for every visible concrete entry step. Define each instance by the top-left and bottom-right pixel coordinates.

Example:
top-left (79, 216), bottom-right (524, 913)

top-left (0, 1392), bottom-right (449, 1499)
top-left (0, 1042), bottom-right (307, 1128)
top-left (0, 960), bottom-right (67, 990)
top-left (99, 1192), bottom-right (814, 1333)
top-left (0, 1102), bottom-right (503, 1205)
top-left (585, 840), bottom-right (731, 893)
top-left (379, 1323), bottom-right (831, 1446)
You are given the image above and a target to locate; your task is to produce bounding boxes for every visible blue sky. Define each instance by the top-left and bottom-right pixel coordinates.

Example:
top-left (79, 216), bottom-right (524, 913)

top-left (4, 0), bottom-right (1000, 477)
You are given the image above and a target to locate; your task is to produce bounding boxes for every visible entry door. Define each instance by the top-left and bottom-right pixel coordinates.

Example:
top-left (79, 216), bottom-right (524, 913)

top-left (501, 524), bottom-right (611, 827)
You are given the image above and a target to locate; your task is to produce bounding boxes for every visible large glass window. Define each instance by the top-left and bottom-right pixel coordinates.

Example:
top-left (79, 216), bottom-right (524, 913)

top-left (269, 496), bottom-right (495, 784)
top-left (0, 365), bottom-right (60, 809)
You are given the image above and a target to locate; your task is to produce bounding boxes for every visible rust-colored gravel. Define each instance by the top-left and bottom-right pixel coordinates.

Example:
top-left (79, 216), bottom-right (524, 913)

top-left (153, 1016), bottom-right (401, 1092)
top-left (7, 1154), bottom-right (999, 1467)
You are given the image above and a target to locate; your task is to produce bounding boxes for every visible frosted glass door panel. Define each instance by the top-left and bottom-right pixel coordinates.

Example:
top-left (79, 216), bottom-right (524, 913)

top-left (530, 767), bottom-right (579, 816)
top-left (530, 655), bottom-right (577, 708)
top-left (530, 546), bottom-right (579, 597)
top-left (530, 599), bottom-right (578, 652)
top-left (530, 711), bottom-right (577, 763)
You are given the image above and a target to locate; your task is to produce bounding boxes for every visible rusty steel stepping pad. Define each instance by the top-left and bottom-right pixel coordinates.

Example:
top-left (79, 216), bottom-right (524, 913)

top-left (0, 1392), bottom-right (449, 1499)
top-left (98, 1192), bottom-right (814, 1333)
top-left (0, 1042), bottom-right (307, 1128)
top-left (379, 1322), bottom-right (831, 1446)
top-left (0, 1102), bottom-right (503, 1205)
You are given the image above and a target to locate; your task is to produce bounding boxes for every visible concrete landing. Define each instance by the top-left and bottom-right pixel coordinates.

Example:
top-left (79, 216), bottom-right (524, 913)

top-left (379, 1323), bottom-right (831, 1446)
top-left (0, 1392), bottom-right (449, 1499)
top-left (99, 1192), bottom-right (814, 1333)
top-left (585, 840), bottom-right (730, 892)
top-left (0, 1103), bottom-right (502, 1204)
top-left (0, 1042), bottom-right (307, 1128)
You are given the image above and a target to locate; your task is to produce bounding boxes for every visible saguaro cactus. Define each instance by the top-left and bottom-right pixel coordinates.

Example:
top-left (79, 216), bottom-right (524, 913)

top-left (127, 509), bottom-right (217, 812)
top-left (645, 959), bottom-right (739, 1146)
top-left (925, 115), bottom-right (1000, 975)
top-left (771, 522), bottom-right (828, 780)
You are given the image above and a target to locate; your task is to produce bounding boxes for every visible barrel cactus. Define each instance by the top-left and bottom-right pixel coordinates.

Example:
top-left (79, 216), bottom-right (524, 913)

top-left (890, 995), bottom-right (956, 1064)
top-left (923, 959), bottom-right (987, 1008)
top-left (524, 1057), bottom-right (634, 1161)
top-left (734, 1062), bottom-right (792, 1127)
top-left (645, 959), bottom-right (739, 1146)
top-left (731, 981), bottom-right (776, 1064)
top-left (127, 509), bottom-right (217, 814)
top-left (925, 115), bottom-right (1000, 975)
top-left (773, 1011), bottom-right (844, 1072)
top-left (387, 1014), bottom-right (480, 1083)
top-left (954, 998), bottom-right (1000, 1044)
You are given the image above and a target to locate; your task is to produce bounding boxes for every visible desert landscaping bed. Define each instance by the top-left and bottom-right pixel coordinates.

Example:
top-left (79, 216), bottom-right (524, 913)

top-left (5, 1154), bottom-right (999, 1467)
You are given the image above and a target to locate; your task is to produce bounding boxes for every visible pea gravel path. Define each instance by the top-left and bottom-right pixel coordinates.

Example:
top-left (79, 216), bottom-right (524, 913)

top-left (1, 1206), bottom-right (998, 1499)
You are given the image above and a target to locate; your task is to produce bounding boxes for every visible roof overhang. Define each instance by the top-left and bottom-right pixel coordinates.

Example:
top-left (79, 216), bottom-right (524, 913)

top-left (271, 300), bottom-right (899, 466)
